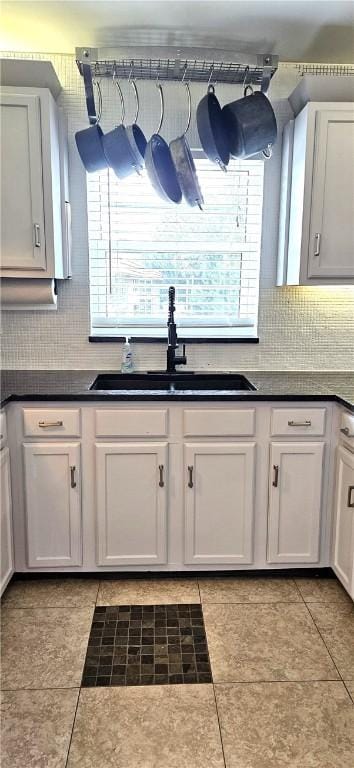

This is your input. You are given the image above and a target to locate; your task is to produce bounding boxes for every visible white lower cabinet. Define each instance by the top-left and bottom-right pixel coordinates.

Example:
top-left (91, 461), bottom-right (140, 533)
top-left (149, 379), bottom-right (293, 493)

top-left (95, 442), bottom-right (168, 566)
top-left (23, 442), bottom-right (82, 567)
top-left (184, 442), bottom-right (256, 565)
top-left (267, 442), bottom-right (324, 563)
top-left (1, 447), bottom-right (14, 594)
top-left (332, 446), bottom-right (354, 598)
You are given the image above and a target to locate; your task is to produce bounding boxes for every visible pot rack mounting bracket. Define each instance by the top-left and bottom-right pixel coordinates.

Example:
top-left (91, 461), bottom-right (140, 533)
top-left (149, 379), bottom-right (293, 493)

top-left (75, 47), bottom-right (278, 91)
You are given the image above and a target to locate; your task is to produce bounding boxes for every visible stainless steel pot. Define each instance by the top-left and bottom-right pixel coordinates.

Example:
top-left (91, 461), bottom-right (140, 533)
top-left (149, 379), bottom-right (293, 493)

top-left (222, 85), bottom-right (277, 159)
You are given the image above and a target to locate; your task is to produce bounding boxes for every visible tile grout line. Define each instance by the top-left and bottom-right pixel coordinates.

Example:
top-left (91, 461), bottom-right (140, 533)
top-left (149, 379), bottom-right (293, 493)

top-left (343, 681), bottom-right (354, 705)
top-left (63, 583), bottom-right (101, 766)
top-left (64, 687), bottom-right (82, 768)
top-left (301, 598), bottom-right (345, 682)
top-left (289, 579), bottom-right (351, 687)
top-left (212, 684), bottom-right (227, 768)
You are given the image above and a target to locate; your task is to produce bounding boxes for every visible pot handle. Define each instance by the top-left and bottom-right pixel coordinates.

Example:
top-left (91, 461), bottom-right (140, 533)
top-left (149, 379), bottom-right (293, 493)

top-left (262, 144), bottom-right (273, 159)
top-left (183, 81), bottom-right (192, 136)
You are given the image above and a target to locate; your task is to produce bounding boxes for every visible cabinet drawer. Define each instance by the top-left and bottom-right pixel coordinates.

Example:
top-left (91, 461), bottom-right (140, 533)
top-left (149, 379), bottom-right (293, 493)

top-left (95, 409), bottom-right (168, 437)
top-left (23, 409), bottom-right (81, 437)
top-left (0, 411), bottom-right (7, 448)
top-left (183, 409), bottom-right (255, 437)
top-left (271, 408), bottom-right (326, 437)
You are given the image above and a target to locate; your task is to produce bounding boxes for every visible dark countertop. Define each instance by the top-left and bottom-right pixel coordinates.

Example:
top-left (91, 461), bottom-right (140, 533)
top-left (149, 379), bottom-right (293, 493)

top-left (1, 370), bottom-right (354, 412)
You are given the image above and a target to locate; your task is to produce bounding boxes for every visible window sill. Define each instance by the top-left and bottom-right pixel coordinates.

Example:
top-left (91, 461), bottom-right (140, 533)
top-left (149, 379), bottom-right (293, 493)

top-left (89, 335), bottom-right (259, 344)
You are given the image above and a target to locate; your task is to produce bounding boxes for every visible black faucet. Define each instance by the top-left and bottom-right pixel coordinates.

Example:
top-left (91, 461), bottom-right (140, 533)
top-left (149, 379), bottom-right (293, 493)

top-left (166, 286), bottom-right (187, 373)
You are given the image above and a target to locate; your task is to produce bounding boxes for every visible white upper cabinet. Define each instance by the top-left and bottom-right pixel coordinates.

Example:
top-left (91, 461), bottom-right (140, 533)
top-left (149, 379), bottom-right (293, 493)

top-left (184, 442), bottom-right (256, 565)
top-left (278, 102), bottom-right (354, 285)
top-left (0, 86), bottom-right (70, 279)
top-left (0, 92), bottom-right (46, 272)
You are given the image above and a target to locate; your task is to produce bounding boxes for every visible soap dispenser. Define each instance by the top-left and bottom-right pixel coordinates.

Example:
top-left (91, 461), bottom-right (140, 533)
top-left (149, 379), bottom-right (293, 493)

top-left (121, 337), bottom-right (134, 373)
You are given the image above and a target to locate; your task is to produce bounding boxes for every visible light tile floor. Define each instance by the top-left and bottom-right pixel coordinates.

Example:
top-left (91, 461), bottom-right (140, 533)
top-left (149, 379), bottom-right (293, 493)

top-left (1, 575), bottom-right (353, 768)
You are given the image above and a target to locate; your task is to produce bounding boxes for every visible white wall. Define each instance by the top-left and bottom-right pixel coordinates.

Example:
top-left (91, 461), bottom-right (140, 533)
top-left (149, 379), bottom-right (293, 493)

top-left (1, 52), bottom-right (354, 371)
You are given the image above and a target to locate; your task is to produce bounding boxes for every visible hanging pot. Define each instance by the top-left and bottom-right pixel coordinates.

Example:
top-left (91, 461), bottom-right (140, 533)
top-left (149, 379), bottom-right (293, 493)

top-left (170, 81), bottom-right (204, 209)
top-left (145, 82), bottom-right (182, 204)
top-left (196, 73), bottom-right (230, 171)
top-left (102, 76), bottom-right (145, 179)
top-left (75, 64), bottom-right (108, 173)
top-left (222, 84), bottom-right (277, 159)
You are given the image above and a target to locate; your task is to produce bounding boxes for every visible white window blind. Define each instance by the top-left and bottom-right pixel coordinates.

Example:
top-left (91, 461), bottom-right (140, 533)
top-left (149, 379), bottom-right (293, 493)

top-left (87, 155), bottom-right (264, 338)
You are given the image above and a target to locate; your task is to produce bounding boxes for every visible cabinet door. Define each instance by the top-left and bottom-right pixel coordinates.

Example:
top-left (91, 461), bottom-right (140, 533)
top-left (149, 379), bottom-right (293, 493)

top-left (23, 442), bottom-right (81, 567)
top-left (308, 109), bottom-right (354, 279)
top-left (268, 442), bottom-right (324, 563)
top-left (1, 448), bottom-right (14, 594)
top-left (95, 443), bottom-right (168, 566)
top-left (0, 92), bottom-right (46, 271)
top-left (184, 443), bottom-right (256, 565)
top-left (332, 446), bottom-right (354, 598)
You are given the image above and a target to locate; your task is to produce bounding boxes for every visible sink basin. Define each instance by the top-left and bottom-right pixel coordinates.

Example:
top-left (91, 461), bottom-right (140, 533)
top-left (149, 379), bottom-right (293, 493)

top-left (90, 373), bottom-right (256, 392)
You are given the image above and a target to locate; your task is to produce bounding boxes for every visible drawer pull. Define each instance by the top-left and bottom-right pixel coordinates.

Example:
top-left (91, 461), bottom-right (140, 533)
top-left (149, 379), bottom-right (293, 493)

top-left (314, 232), bottom-right (321, 257)
top-left (158, 464), bottom-right (164, 488)
top-left (272, 464), bottom-right (279, 488)
top-left (341, 427), bottom-right (354, 438)
top-left (188, 465), bottom-right (194, 488)
top-left (348, 486), bottom-right (354, 509)
top-left (288, 420), bottom-right (311, 427)
top-left (70, 465), bottom-right (77, 489)
top-left (34, 223), bottom-right (41, 248)
top-left (38, 420), bottom-right (64, 428)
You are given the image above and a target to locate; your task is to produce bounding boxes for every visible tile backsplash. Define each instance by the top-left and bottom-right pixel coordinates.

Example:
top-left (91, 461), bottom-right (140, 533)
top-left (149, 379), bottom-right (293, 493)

top-left (1, 52), bottom-right (353, 371)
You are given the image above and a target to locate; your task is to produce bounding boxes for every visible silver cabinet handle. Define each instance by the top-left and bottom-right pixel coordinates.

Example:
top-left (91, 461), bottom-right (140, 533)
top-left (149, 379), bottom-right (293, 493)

top-left (348, 486), bottom-right (354, 509)
top-left (70, 466), bottom-right (76, 489)
top-left (34, 223), bottom-right (41, 248)
top-left (314, 232), bottom-right (321, 257)
top-left (272, 464), bottom-right (279, 487)
top-left (341, 427), bottom-right (354, 438)
top-left (158, 464), bottom-right (164, 488)
top-left (188, 465), bottom-right (194, 488)
top-left (38, 420), bottom-right (64, 428)
top-left (288, 420), bottom-right (312, 427)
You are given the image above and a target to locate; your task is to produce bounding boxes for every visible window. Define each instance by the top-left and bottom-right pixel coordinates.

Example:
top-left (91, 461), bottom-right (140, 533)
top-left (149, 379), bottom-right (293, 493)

top-left (87, 153), bottom-right (264, 339)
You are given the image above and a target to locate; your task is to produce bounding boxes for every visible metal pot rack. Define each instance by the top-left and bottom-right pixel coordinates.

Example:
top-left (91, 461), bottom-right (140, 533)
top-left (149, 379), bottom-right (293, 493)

top-left (76, 46), bottom-right (278, 91)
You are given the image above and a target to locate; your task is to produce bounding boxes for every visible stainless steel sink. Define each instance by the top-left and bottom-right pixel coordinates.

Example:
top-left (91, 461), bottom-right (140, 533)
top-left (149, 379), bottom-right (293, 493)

top-left (90, 373), bottom-right (256, 392)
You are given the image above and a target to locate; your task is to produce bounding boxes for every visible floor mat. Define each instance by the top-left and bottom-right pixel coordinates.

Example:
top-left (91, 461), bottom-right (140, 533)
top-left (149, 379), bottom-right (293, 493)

top-left (82, 604), bottom-right (212, 687)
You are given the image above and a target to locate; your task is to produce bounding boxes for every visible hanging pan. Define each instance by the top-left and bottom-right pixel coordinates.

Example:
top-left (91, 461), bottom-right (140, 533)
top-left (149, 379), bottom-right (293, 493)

top-left (170, 80), bottom-right (204, 209)
top-left (196, 67), bottom-right (230, 171)
top-left (145, 81), bottom-right (182, 204)
top-left (75, 64), bottom-right (108, 173)
top-left (102, 74), bottom-right (145, 179)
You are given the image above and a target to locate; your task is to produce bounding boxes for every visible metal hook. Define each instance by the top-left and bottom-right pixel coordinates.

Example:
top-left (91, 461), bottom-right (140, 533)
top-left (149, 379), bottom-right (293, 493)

top-left (207, 63), bottom-right (215, 94)
top-left (156, 81), bottom-right (164, 134)
top-left (242, 65), bottom-right (250, 88)
top-left (113, 71), bottom-right (125, 124)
